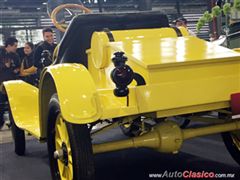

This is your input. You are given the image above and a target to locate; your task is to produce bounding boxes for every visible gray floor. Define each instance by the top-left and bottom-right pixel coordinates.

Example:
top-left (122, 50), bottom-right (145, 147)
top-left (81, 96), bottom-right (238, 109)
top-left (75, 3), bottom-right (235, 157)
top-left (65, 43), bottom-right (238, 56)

top-left (0, 125), bottom-right (240, 180)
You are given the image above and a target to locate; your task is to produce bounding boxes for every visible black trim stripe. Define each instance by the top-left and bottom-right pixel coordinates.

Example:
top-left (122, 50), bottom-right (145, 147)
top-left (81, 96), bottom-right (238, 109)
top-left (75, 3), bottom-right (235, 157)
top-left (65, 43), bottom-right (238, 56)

top-left (103, 28), bottom-right (115, 42)
top-left (171, 27), bottom-right (183, 37)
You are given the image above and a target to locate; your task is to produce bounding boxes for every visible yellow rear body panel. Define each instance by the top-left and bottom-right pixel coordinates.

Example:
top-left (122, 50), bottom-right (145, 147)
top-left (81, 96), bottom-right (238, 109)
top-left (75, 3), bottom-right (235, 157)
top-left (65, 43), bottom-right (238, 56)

top-left (88, 28), bottom-right (240, 119)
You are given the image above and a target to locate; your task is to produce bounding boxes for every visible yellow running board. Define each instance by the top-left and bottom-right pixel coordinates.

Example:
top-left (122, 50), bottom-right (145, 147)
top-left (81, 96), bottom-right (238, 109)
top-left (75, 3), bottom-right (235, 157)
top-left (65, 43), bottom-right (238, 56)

top-left (3, 80), bottom-right (41, 139)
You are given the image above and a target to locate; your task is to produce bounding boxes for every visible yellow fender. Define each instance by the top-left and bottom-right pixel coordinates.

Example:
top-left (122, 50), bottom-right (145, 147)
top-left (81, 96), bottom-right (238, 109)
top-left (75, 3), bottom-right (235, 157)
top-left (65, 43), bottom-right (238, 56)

top-left (40, 63), bottom-right (101, 131)
top-left (2, 80), bottom-right (41, 138)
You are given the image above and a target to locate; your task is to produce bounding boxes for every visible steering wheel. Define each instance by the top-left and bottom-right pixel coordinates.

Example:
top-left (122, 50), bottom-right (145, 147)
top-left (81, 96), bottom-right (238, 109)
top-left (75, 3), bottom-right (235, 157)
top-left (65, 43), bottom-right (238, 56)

top-left (51, 4), bottom-right (92, 32)
top-left (52, 44), bottom-right (60, 63)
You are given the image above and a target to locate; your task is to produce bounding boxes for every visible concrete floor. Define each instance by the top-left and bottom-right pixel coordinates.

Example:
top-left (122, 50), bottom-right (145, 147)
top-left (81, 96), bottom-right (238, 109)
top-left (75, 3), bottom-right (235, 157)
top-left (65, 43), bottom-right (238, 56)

top-left (0, 123), bottom-right (240, 180)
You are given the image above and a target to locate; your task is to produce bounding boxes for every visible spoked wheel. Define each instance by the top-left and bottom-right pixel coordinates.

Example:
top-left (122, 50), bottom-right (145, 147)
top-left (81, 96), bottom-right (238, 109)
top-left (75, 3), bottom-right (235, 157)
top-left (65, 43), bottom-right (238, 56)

top-left (222, 131), bottom-right (240, 165)
top-left (47, 94), bottom-right (95, 180)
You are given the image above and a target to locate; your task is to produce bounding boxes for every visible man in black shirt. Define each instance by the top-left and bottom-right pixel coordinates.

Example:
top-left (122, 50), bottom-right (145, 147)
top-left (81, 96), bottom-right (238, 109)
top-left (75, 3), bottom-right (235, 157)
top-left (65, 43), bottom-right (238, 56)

top-left (23, 28), bottom-right (57, 78)
top-left (0, 37), bottom-right (20, 129)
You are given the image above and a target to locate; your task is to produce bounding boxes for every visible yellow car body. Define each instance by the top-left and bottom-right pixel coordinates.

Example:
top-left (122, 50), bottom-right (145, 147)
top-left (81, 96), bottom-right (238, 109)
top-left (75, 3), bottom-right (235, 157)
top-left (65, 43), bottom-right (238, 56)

top-left (3, 26), bottom-right (240, 139)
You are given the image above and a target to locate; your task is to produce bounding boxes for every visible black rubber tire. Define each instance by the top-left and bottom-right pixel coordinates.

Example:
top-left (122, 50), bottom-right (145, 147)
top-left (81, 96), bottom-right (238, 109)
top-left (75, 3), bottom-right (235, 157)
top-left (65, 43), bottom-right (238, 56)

top-left (9, 110), bottom-right (25, 156)
top-left (222, 132), bottom-right (240, 165)
top-left (218, 112), bottom-right (240, 165)
top-left (47, 94), bottom-right (95, 180)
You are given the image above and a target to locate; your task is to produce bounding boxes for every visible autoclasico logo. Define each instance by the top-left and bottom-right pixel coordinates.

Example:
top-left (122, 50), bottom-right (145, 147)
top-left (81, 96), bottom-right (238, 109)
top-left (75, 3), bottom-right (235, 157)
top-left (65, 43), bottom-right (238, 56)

top-left (149, 170), bottom-right (227, 178)
top-left (183, 171), bottom-right (215, 178)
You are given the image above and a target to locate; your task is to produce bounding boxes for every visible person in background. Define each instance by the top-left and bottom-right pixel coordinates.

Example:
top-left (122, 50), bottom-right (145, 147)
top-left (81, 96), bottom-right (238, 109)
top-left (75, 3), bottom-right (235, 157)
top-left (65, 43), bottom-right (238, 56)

top-left (22, 28), bottom-right (57, 79)
top-left (0, 37), bottom-right (20, 129)
top-left (20, 42), bottom-right (37, 86)
top-left (175, 17), bottom-right (196, 36)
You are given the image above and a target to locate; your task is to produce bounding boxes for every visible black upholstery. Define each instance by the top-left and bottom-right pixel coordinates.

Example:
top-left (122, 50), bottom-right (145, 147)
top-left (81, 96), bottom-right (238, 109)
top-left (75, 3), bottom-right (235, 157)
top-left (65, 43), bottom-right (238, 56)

top-left (227, 22), bottom-right (240, 49)
top-left (56, 11), bottom-right (169, 67)
top-left (228, 22), bottom-right (240, 39)
top-left (229, 22), bottom-right (240, 34)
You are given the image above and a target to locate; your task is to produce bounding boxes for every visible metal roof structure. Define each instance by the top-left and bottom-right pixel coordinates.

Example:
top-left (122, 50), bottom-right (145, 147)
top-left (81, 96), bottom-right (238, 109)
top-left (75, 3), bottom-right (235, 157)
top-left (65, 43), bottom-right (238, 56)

top-left (0, 0), bottom-right (49, 28)
top-left (0, 0), bottom-right (208, 29)
top-left (0, 0), bottom-right (210, 44)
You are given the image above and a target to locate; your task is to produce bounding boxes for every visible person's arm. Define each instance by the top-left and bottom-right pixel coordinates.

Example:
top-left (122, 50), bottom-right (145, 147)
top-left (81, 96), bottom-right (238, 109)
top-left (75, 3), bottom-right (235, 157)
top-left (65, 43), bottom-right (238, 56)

top-left (19, 62), bottom-right (24, 76)
top-left (28, 44), bottom-right (43, 74)
top-left (23, 66), bottom-right (37, 74)
top-left (19, 61), bottom-right (34, 76)
top-left (21, 44), bottom-right (41, 76)
top-left (4, 60), bottom-right (11, 68)
top-left (12, 54), bottom-right (20, 74)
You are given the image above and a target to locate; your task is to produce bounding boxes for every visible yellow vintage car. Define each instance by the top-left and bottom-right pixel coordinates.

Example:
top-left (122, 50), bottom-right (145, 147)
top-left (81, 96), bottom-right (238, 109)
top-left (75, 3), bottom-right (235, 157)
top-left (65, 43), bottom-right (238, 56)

top-left (2, 5), bottom-right (240, 180)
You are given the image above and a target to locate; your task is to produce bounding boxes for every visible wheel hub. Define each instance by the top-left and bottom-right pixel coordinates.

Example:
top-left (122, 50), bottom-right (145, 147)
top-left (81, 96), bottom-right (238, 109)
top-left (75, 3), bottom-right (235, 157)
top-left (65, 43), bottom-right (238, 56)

top-left (54, 142), bottom-right (69, 166)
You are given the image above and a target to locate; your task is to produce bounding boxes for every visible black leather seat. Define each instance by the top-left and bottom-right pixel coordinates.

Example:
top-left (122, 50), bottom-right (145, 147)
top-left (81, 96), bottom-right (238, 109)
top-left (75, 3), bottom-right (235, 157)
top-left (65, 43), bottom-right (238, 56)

top-left (56, 11), bottom-right (169, 67)
top-left (228, 22), bottom-right (240, 49)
